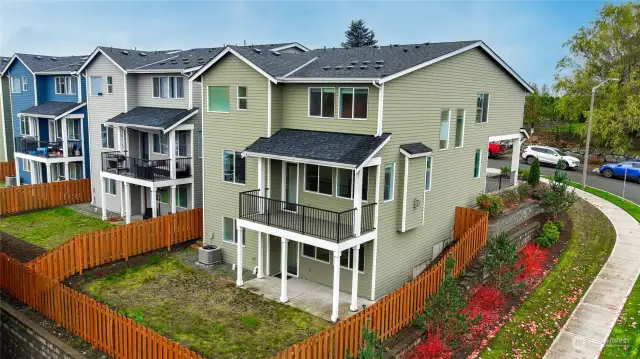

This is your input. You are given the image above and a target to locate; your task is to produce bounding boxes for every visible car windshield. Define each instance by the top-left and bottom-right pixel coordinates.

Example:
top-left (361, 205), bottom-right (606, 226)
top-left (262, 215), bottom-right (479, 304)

top-left (552, 147), bottom-right (567, 156)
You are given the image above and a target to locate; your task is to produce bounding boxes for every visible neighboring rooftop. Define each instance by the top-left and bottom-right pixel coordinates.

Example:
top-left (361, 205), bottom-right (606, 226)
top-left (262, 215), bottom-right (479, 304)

top-left (244, 129), bottom-right (391, 168)
top-left (12, 53), bottom-right (87, 74)
top-left (20, 101), bottom-right (86, 119)
top-left (1, 56), bottom-right (10, 73)
top-left (106, 106), bottom-right (199, 131)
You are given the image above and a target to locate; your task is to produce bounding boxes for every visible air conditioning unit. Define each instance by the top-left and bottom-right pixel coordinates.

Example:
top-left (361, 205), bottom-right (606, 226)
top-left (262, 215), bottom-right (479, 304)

top-left (5, 176), bottom-right (17, 187)
top-left (198, 245), bottom-right (221, 265)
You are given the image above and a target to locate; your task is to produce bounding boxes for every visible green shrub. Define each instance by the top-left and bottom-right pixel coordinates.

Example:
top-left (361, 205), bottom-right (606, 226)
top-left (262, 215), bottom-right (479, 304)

top-left (534, 235), bottom-right (552, 248)
top-left (530, 184), bottom-right (551, 200)
top-left (543, 169), bottom-right (578, 220)
top-left (554, 220), bottom-right (565, 232)
top-left (346, 325), bottom-right (384, 359)
top-left (476, 194), bottom-right (505, 217)
top-left (500, 188), bottom-right (520, 207)
top-left (542, 221), bottom-right (560, 244)
top-left (517, 183), bottom-right (532, 201)
top-left (518, 168), bottom-right (530, 180)
top-left (485, 231), bottom-right (524, 294)
top-left (528, 157), bottom-right (541, 186)
top-left (501, 165), bottom-right (512, 174)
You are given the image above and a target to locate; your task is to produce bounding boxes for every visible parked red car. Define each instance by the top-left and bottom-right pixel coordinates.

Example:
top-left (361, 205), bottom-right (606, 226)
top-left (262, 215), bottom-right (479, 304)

top-left (488, 143), bottom-right (506, 158)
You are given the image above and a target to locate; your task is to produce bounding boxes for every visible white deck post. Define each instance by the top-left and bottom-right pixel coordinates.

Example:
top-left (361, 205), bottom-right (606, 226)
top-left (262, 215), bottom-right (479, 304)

top-left (332, 250), bottom-right (341, 322)
top-left (64, 162), bottom-right (70, 181)
top-left (236, 227), bottom-right (244, 287)
top-left (61, 117), bottom-right (68, 157)
top-left (15, 159), bottom-right (21, 186)
top-left (120, 182), bottom-right (125, 217)
top-left (169, 130), bottom-right (176, 179)
top-left (350, 244), bottom-right (360, 312)
top-left (30, 161), bottom-right (36, 184)
top-left (257, 157), bottom-right (265, 279)
top-left (257, 233), bottom-right (264, 279)
top-left (101, 177), bottom-right (107, 220)
top-left (353, 169), bottom-right (363, 236)
top-left (150, 188), bottom-right (158, 218)
top-left (46, 164), bottom-right (52, 183)
top-left (124, 182), bottom-right (131, 224)
top-left (280, 238), bottom-right (288, 302)
top-left (170, 185), bottom-right (177, 214)
top-left (511, 137), bottom-right (521, 186)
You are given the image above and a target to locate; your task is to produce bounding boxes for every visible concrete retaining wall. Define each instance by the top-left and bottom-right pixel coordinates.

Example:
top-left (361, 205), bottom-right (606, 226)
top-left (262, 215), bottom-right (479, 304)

top-left (488, 201), bottom-right (545, 240)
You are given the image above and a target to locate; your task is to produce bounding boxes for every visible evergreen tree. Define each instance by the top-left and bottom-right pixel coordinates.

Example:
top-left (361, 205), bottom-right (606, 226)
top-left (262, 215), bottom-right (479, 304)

top-left (342, 20), bottom-right (378, 48)
top-left (528, 157), bottom-right (541, 187)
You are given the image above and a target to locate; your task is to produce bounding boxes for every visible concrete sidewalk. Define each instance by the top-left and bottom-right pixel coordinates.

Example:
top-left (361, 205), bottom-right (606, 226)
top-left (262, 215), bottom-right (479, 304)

top-left (545, 187), bottom-right (640, 359)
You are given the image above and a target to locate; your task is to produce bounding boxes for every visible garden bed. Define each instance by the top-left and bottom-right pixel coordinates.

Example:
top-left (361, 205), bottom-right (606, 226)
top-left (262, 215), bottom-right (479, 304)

top-left (67, 246), bottom-right (330, 359)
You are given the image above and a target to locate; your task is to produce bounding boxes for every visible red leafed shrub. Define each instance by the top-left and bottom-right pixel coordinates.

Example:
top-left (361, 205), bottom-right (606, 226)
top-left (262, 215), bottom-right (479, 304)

top-left (410, 326), bottom-right (453, 359)
top-left (516, 243), bottom-right (548, 282)
top-left (464, 285), bottom-right (506, 318)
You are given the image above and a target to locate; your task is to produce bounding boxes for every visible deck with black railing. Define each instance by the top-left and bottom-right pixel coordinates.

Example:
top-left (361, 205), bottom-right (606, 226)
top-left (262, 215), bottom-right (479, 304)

top-left (239, 190), bottom-right (376, 242)
top-left (101, 151), bottom-right (192, 182)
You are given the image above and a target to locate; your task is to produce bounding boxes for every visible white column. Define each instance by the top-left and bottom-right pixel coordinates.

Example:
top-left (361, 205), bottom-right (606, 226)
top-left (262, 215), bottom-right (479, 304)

top-left (46, 164), bottom-right (52, 183)
top-left (64, 162), bottom-right (70, 181)
top-left (29, 161), bottom-right (36, 184)
top-left (61, 118), bottom-right (68, 157)
top-left (331, 250), bottom-right (341, 322)
top-left (120, 182), bottom-right (125, 217)
top-left (280, 238), bottom-right (288, 302)
top-left (124, 182), bottom-right (131, 224)
top-left (15, 159), bottom-right (21, 186)
top-left (265, 235), bottom-right (271, 276)
top-left (169, 130), bottom-right (176, 179)
top-left (101, 177), bottom-right (107, 220)
top-left (257, 233), bottom-right (264, 279)
top-left (170, 185), bottom-right (177, 214)
top-left (258, 158), bottom-right (265, 195)
top-left (511, 137), bottom-right (521, 186)
top-left (236, 227), bottom-right (244, 286)
top-left (150, 188), bottom-right (157, 218)
top-left (350, 245), bottom-right (360, 312)
top-left (353, 169), bottom-right (363, 236)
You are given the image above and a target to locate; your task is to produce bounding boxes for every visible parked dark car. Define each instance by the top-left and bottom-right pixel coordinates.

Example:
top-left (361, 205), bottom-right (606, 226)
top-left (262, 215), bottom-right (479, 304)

top-left (599, 161), bottom-right (640, 182)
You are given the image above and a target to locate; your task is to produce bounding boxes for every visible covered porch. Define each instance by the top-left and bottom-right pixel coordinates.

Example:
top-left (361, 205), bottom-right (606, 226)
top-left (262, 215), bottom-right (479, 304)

top-left (485, 131), bottom-right (526, 193)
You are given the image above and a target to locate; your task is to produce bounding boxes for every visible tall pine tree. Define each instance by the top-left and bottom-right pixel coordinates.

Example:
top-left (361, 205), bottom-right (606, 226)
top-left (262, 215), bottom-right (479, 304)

top-left (342, 20), bottom-right (378, 48)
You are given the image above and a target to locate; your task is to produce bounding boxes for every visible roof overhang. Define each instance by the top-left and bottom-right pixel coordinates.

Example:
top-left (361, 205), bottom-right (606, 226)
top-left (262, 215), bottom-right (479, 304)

top-left (279, 77), bottom-right (380, 83)
top-left (269, 43), bottom-right (311, 52)
top-left (163, 108), bottom-right (199, 133)
top-left (242, 151), bottom-right (356, 170)
top-left (355, 134), bottom-right (391, 172)
top-left (189, 47), bottom-right (278, 84)
top-left (108, 122), bottom-right (163, 132)
top-left (17, 102), bottom-right (86, 120)
top-left (400, 149), bottom-right (432, 158)
top-left (0, 54), bottom-right (35, 77)
top-left (54, 102), bottom-right (87, 120)
top-left (35, 71), bottom-right (78, 75)
top-left (127, 69), bottom-right (186, 74)
top-left (77, 47), bottom-right (127, 74)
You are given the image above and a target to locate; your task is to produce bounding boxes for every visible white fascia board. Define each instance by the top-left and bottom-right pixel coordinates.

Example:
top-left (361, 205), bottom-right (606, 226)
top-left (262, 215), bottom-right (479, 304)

top-left (18, 112), bottom-right (55, 119)
top-left (189, 47), bottom-right (278, 84)
top-left (355, 135), bottom-right (391, 172)
top-left (108, 122), bottom-right (163, 132)
top-left (269, 43), bottom-right (311, 52)
top-left (280, 57), bottom-right (318, 78)
top-left (182, 66), bottom-right (203, 74)
top-left (130, 55), bottom-right (179, 71)
top-left (77, 47), bottom-right (127, 74)
top-left (478, 42), bottom-right (533, 92)
top-left (280, 77), bottom-right (380, 83)
top-left (14, 152), bottom-right (81, 164)
top-left (127, 69), bottom-right (185, 74)
top-left (0, 54), bottom-right (35, 77)
top-left (163, 109), bottom-right (199, 133)
top-left (488, 133), bottom-right (521, 142)
top-left (363, 156), bottom-right (381, 168)
top-left (101, 170), bottom-right (193, 190)
top-left (54, 102), bottom-right (87, 120)
top-left (34, 71), bottom-right (77, 75)
top-left (243, 151), bottom-right (356, 170)
top-left (400, 148), bottom-right (431, 158)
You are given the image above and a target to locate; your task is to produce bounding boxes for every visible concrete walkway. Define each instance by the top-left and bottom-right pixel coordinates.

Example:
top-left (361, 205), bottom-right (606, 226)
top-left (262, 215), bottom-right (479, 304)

top-left (545, 187), bottom-right (640, 359)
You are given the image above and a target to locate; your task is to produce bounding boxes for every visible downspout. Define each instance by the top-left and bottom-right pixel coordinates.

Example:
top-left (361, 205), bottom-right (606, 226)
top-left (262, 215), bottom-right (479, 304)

top-left (372, 80), bottom-right (383, 137)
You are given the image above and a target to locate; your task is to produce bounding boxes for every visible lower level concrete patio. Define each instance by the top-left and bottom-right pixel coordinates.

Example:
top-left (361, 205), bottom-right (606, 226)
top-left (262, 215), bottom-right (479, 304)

top-left (243, 276), bottom-right (373, 322)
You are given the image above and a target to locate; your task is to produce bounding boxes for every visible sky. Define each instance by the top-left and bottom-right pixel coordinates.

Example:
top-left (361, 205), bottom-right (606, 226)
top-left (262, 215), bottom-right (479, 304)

top-left (0, 1), bottom-right (609, 88)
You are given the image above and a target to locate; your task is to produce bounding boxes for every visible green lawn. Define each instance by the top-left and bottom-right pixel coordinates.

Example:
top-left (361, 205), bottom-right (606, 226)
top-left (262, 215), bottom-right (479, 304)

top-left (568, 181), bottom-right (640, 222)
top-left (481, 199), bottom-right (616, 357)
top-left (0, 207), bottom-right (113, 249)
top-left (601, 278), bottom-right (640, 358)
top-left (80, 250), bottom-right (330, 359)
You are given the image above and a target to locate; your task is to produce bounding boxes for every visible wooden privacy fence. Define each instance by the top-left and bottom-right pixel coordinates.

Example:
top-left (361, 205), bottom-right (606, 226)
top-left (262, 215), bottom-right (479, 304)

top-left (271, 207), bottom-right (489, 359)
top-left (28, 208), bottom-right (203, 282)
top-left (1, 253), bottom-right (206, 359)
top-left (0, 179), bottom-right (91, 216)
top-left (0, 161), bottom-right (16, 179)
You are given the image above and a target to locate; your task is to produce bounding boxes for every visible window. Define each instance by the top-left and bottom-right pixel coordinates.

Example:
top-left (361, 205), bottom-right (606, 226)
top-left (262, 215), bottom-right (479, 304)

top-left (336, 168), bottom-right (353, 199)
top-left (10, 77), bottom-right (21, 93)
top-left (175, 130), bottom-right (188, 157)
top-left (55, 77), bottom-right (76, 95)
top-left (340, 246), bottom-right (365, 272)
top-left (152, 77), bottom-right (168, 98)
top-left (302, 244), bottom-right (331, 263)
top-left (69, 163), bottom-right (79, 180)
top-left (384, 162), bottom-right (395, 201)
top-left (101, 124), bottom-right (114, 148)
top-left (55, 119), bottom-right (63, 139)
top-left (339, 88), bottom-right (368, 119)
top-left (21, 76), bottom-right (28, 91)
top-left (22, 158), bottom-right (31, 173)
top-left (106, 77), bottom-right (113, 94)
top-left (208, 86), bottom-right (230, 112)
top-left (237, 86), bottom-right (247, 110)
top-left (305, 164), bottom-right (332, 195)
top-left (361, 168), bottom-right (369, 201)
top-left (177, 186), bottom-right (188, 208)
top-left (168, 76), bottom-right (184, 99)
top-left (455, 109), bottom-right (465, 147)
top-left (425, 157), bottom-right (433, 191)
top-left (439, 109), bottom-right (450, 150)
top-left (474, 149), bottom-right (481, 178)
top-left (152, 133), bottom-right (168, 154)
top-left (105, 179), bottom-right (116, 195)
top-left (198, 131), bottom-right (203, 158)
top-left (223, 150), bottom-right (245, 184)
top-left (20, 116), bottom-right (31, 135)
top-left (476, 93), bottom-right (489, 123)
top-left (223, 217), bottom-right (245, 244)
top-left (90, 76), bottom-right (103, 96)
top-left (309, 87), bottom-right (335, 117)
top-left (158, 189), bottom-right (170, 204)
top-left (67, 119), bottom-right (80, 140)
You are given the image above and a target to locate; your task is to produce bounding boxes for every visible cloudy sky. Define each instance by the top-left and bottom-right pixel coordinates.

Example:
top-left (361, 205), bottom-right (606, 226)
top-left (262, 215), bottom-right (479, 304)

top-left (1, 1), bottom-right (606, 87)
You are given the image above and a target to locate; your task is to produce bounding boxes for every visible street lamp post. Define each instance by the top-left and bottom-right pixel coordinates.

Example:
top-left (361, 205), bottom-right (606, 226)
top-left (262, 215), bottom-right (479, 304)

top-left (582, 77), bottom-right (618, 189)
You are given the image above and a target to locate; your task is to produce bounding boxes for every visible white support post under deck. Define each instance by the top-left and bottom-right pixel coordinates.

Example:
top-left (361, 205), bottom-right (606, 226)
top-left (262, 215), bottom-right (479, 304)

top-left (46, 164), bottom-right (52, 183)
top-left (61, 118), bottom-right (68, 158)
top-left (331, 250), bottom-right (341, 322)
top-left (350, 244), bottom-right (360, 312)
top-left (236, 227), bottom-right (244, 287)
top-left (150, 188), bottom-right (157, 218)
top-left (124, 182), bottom-right (131, 224)
top-left (169, 130), bottom-right (176, 179)
top-left (353, 169), bottom-right (363, 237)
top-left (280, 238), bottom-right (288, 302)
top-left (101, 177), bottom-right (107, 220)
top-left (170, 185), bottom-right (177, 214)
top-left (511, 137), bottom-right (521, 186)
top-left (257, 157), bottom-right (265, 279)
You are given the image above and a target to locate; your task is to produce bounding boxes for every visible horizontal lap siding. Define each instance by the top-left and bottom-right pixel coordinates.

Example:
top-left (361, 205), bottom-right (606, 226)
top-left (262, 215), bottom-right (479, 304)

top-left (192, 82), bottom-right (203, 208)
top-left (374, 48), bottom-right (526, 298)
top-left (404, 157), bottom-right (427, 231)
top-left (8, 61), bottom-right (35, 140)
top-left (134, 74), bottom-right (189, 109)
top-left (201, 54), bottom-right (268, 269)
top-left (2, 76), bottom-right (13, 161)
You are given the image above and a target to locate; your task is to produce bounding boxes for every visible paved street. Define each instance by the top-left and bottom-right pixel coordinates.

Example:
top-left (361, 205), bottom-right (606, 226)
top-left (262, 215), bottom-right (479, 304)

top-left (488, 158), bottom-right (640, 205)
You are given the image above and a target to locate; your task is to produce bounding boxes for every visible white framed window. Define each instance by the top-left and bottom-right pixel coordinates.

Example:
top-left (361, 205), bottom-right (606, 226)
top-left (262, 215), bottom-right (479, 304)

top-left (168, 76), bottom-right (184, 99)
top-left (340, 245), bottom-right (365, 272)
top-left (101, 124), bottom-right (114, 149)
top-left (439, 109), bottom-right (450, 150)
top-left (237, 86), bottom-right (247, 110)
top-left (21, 76), bottom-right (28, 91)
top-left (302, 244), bottom-right (331, 263)
top-left (455, 109), bottom-right (465, 148)
top-left (175, 130), bottom-right (188, 157)
top-left (22, 158), bottom-right (31, 173)
top-left (90, 76), bottom-right (103, 96)
top-left (152, 133), bottom-right (168, 154)
top-left (304, 164), bottom-right (332, 195)
top-left (55, 76), bottom-right (76, 95)
top-left (207, 86), bottom-right (230, 113)
top-left (339, 87), bottom-right (368, 120)
top-left (67, 119), bottom-right (80, 140)
top-left (308, 87), bottom-right (335, 118)
top-left (223, 217), bottom-right (245, 245)
top-left (222, 150), bottom-right (245, 184)
top-left (384, 162), bottom-right (395, 202)
top-left (425, 156), bottom-right (433, 191)
top-left (476, 93), bottom-right (490, 123)
top-left (69, 163), bottom-right (79, 180)
top-left (10, 77), bottom-right (21, 93)
top-left (335, 168), bottom-right (368, 200)
top-left (177, 186), bottom-right (188, 208)
top-left (105, 178), bottom-right (116, 195)
top-left (152, 77), bottom-right (168, 98)
top-left (474, 149), bottom-right (482, 179)
top-left (20, 116), bottom-right (31, 136)
top-left (106, 76), bottom-right (113, 94)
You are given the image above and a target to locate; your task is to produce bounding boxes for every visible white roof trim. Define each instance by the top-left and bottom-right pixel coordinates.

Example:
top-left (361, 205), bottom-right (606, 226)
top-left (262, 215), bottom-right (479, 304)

top-left (189, 47), bottom-right (278, 84)
top-left (280, 57), bottom-right (318, 78)
top-left (242, 151), bottom-right (356, 169)
top-left (34, 71), bottom-right (78, 75)
top-left (355, 135), bottom-right (391, 172)
top-left (279, 77), bottom-right (380, 83)
top-left (131, 55), bottom-right (179, 70)
top-left (127, 69), bottom-right (186, 74)
top-left (163, 109), bottom-right (199, 133)
top-left (19, 112), bottom-right (55, 119)
top-left (400, 148), bottom-right (431, 158)
top-left (76, 47), bottom-right (127, 74)
top-left (108, 122), bottom-right (163, 131)
top-left (54, 102), bottom-right (87, 120)
top-left (1, 54), bottom-right (35, 76)
top-left (268, 43), bottom-right (310, 52)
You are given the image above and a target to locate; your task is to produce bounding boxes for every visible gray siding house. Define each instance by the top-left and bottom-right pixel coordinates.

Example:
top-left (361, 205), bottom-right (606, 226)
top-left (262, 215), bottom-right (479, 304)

top-left (1, 57), bottom-right (13, 162)
top-left (191, 41), bottom-right (531, 322)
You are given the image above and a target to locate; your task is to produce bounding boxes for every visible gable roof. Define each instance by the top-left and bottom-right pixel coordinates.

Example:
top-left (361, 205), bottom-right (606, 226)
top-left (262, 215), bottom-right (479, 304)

top-left (19, 101), bottom-right (86, 119)
top-left (106, 106), bottom-right (199, 132)
top-left (1, 53), bottom-right (88, 76)
top-left (1, 57), bottom-right (10, 73)
top-left (400, 143), bottom-right (433, 158)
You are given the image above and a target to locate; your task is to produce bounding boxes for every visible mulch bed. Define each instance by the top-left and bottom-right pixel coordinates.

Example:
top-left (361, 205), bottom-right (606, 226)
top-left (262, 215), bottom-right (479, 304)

top-left (0, 230), bottom-right (47, 262)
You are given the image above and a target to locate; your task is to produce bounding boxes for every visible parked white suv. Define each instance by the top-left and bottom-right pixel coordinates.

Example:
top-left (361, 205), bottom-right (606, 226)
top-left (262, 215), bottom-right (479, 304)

top-left (521, 145), bottom-right (581, 170)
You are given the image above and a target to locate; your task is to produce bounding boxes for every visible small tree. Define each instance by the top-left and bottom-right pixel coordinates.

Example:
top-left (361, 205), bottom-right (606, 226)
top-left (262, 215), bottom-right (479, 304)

top-left (342, 19), bottom-right (378, 48)
top-left (543, 169), bottom-right (577, 219)
top-left (527, 157), bottom-right (541, 187)
top-left (484, 231), bottom-right (523, 294)
top-left (346, 325), bottom-right (384, 359)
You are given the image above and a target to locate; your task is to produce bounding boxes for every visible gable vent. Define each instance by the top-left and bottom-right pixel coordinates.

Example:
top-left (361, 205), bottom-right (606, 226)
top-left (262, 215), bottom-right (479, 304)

top-left (36, 56), bottom-right (43, 60)
top-left (253, 48), bottom-right (262, 54)
top-left (323, 66), bottom-right (330, 70)
top-left (122, 50), bottom-right (129, 55)
top-left (140, 52), bottom-right (147, 57)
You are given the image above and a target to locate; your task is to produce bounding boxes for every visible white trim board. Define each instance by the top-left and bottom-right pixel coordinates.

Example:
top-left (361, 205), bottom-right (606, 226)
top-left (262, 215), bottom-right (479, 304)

top-left (268, 43), bottom-right (311, 53)
top-left (189, 47), bottom-right (278, 84)
top-left (0, 54), bottom-right (35, 76)
top-left (77, 47), bottom-right (127, 74)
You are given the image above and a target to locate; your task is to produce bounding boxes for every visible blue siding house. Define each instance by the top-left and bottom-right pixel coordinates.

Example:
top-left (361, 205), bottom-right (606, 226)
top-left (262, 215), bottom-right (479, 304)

top-left (1, 53), bottom-right (90, 185)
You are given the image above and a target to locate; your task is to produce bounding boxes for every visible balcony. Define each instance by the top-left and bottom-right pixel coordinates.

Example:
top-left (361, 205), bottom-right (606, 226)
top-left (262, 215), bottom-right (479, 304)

top-left (14, 137), bottom-right (83, 158)
top-left (239, 190), bottom-right (376, 242)
top-left (101, 151), bottom-right (192, 182)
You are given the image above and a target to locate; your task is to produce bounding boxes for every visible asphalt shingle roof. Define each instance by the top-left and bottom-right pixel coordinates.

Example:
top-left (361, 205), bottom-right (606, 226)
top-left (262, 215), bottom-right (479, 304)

top-left (229, 46), bottom-right (318, 77)
top-left (1, 57), bottom-right (10, 73)
top-left (400, 143), bottom-right (433, 156)
top-left (244, 129), bottom-right (391, 167)
top-left (21, 101), bottom-right (85, 117)
top-left (106, 106), bottom-right (199, 130)
top-left (15, 53), bottom-right (87, 73)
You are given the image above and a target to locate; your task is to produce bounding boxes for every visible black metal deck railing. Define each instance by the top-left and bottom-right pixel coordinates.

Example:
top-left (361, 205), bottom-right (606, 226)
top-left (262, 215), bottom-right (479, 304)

top-left (101, 151), bottom-right (192, 181)
top-left (239, 190), bottom-right (377, 242)
top-left (484, 171), bottom-right (516, 193)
